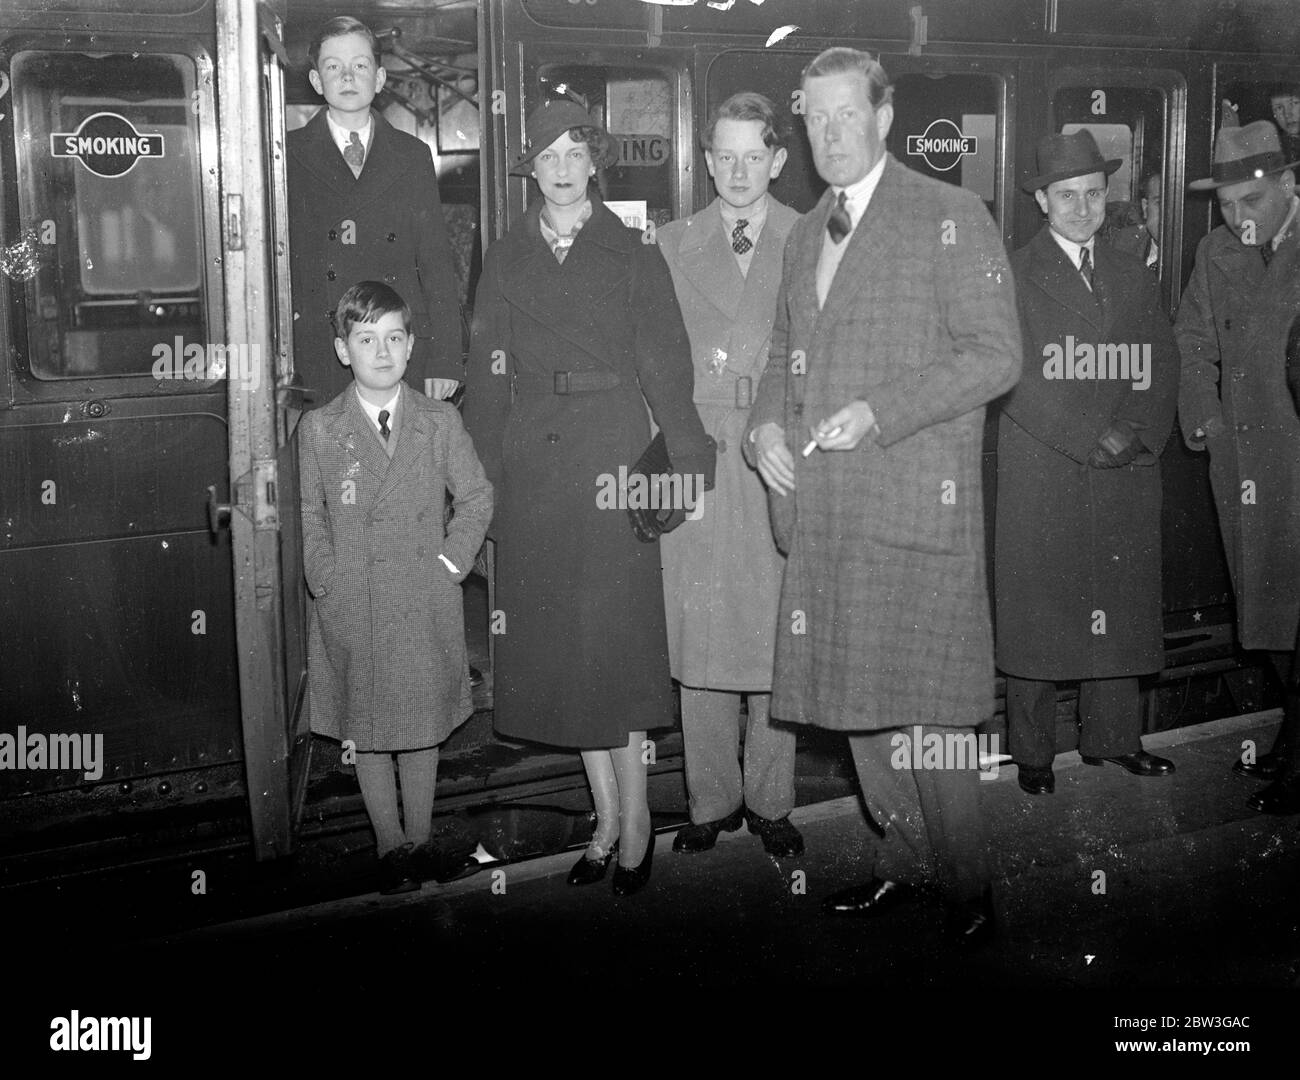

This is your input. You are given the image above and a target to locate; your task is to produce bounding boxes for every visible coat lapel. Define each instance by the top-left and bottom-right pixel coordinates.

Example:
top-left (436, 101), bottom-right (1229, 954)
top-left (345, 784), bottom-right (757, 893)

top-left (376, 385), bottom-right (433, 505)
top-left (1026, 226), bottom-right (1106, 335)
top-left (291, 109), bottom-right (408, 210)
top-left (291, 109), bottom-right (357, 199)
top-left (1231, 224), bottom-right (1300, 363)
top-left (791, 188), bottom-right (834, 325)
top-left (674, 200), bottom-right (745, 322)
top-left (327, 388), bottom-right (391, 491)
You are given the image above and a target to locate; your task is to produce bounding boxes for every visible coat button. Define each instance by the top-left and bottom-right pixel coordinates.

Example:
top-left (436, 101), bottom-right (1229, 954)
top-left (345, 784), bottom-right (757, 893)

top-left (793, 404), bottom-right (804, 417)
top-left (546, 433), bottom-right (559, 443)
top-left (387, 232), bottom-right (397, 242)
top-left (385, 273), bottom-right (395, 283)
top-left (1224, 318), bottom-right (1232, 329)
top-left (1238, 423), bottom-right (1250, 432)
top-left (328, 228), bottom-right (337, 241)
top-left (716, 438), bottom-right (727, 454)
top-left (1232, 368), bottom-right (1246, 380)
top-left (327, 269), bottom-right (336, 281)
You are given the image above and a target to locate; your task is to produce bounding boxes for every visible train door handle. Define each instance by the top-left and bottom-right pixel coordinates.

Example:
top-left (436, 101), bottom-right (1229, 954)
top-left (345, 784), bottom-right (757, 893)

top-left (207, 485), bottom-right (233, 535)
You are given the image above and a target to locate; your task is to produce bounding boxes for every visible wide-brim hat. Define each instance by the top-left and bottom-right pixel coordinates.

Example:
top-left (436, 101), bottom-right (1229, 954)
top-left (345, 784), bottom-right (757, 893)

top-left (1022, 130), bottom-right (1122, 193)
top-left (1189, 119), bottom-right (1300, 190)
top-left (509, 99), bottom-right (602, 176)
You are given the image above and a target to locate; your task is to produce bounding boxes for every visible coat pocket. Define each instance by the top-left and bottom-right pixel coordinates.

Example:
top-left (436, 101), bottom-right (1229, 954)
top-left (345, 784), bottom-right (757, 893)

top-left (852, 436), bottom-right (972, 557)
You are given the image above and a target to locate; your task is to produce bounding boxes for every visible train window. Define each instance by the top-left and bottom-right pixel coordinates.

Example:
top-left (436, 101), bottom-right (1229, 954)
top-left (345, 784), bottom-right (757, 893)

top-left (1217, 76), bottom-right (1300, 161)
top-left (530, 66), bottom-right (676, 226)
top-left (7, 50), bottom-right (205, 379)
top-left (890, 73), bottom-right (1000, 214)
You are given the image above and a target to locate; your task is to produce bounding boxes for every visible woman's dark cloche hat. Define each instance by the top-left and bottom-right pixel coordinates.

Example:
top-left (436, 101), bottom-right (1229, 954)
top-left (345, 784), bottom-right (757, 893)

top-left (1189, 120), bottom-right (1300, 190)
top-left (510, 100), bottom-right (601, 176)
top-left (1022, 130), bottom-right (1122, 193)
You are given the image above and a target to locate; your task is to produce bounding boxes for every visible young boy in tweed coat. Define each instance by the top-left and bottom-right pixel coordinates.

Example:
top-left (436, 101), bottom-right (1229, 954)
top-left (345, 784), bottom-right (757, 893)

top-left (300, 281), bottom-right (492, 894)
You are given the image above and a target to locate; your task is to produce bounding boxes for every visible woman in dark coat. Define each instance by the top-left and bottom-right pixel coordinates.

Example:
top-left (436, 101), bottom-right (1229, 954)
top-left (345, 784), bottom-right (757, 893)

top-left (464, 101), bottom-right (713, 894)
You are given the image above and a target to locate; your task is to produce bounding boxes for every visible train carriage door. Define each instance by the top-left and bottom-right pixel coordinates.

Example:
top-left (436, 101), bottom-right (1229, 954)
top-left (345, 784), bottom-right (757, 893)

top-left (213, 0), bottom-right (305, 859)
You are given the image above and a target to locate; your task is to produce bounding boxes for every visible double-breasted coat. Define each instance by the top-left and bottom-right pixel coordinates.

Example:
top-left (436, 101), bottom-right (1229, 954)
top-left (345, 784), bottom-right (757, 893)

top-left (288, 109), bottom-right (464, 409)
top-left (656, 196), bottom-right (798, 691)
top-left (1175, 220), bottom-right (1300, 651)
top-left (995, 227), bottom-right (1178, 679)
top-left (745, 156), bottom-right (1022, 732)
top-left (464, 193), bottom-right (713, 748)
top-left (300, 384), bottom-right (493, 751)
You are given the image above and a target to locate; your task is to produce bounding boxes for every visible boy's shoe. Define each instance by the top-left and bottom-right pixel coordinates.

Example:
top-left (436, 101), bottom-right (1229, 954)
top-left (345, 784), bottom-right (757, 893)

top-left (378, 843), bottom-right (420, 895)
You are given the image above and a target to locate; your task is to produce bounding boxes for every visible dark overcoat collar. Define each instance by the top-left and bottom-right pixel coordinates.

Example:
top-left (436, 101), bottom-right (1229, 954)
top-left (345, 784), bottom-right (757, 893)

top-left (1022, 225), bottom-right (1113, 336)
top-left (493, 189), bottom-right (641, 366)
top-left (290, 107), bottom-right (412, 210)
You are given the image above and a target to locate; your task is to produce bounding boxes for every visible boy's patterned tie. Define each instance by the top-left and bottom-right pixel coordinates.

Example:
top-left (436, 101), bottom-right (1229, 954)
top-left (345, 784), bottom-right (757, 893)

top-left (378, 409), bottom-right (391, 441)
top-left (826, 191), bottom-right (850, 244)
top-left (731, 219), bottom-right (752, 254)
top-left (1078, 247), bottom-right (1094, 291)
top-left (344, 130), bottom-right (365, 174)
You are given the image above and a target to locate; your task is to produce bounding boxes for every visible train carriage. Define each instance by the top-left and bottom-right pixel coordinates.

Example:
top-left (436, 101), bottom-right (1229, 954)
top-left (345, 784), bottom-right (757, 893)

top-left (1, 0), bottom-right (1297, 879)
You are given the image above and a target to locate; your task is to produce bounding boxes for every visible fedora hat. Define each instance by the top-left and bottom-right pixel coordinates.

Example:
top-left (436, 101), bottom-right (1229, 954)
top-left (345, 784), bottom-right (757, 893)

top-left (1022, 130), bottom-right (1121, 193)
top-left (509, 99), bottom-right (604, 176)
top-left (1189, 120), bottom-right (1300, 190)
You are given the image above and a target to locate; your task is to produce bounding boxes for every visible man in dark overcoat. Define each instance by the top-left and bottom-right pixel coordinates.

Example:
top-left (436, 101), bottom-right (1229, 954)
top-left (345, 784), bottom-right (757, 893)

top-left (288, 16), bottom-right (464, 410)
top-left (746, 48), bottom-right (1021, 947)
top-left (997, 131), bottom-right (1179, 797)
top-left (1176, 120), bottom-right (1300, 814)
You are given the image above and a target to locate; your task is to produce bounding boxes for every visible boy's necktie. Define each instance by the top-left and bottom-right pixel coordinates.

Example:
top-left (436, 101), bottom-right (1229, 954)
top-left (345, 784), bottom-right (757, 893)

top-left (827, 191), bottom-right (851, 244)
top-left (344, 130), bottom-right (365, 174)
top-left (378, 409), bottom-right (391, 441)
top-left (1261, 242), bottom-right (1274, 268)
top-left (732, 219), bottom-right (752, 254)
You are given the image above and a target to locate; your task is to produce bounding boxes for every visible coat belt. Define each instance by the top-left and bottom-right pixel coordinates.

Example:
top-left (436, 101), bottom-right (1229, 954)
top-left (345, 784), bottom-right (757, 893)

top-left (511, 370), bottom-right (622, 395)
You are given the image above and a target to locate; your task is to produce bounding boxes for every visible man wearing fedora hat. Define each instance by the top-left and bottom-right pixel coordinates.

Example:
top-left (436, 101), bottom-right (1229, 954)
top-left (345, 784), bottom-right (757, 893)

top-left (995, 129), bottom-right (1178, 796)
top-left (1176, 120), bottom-right (1300, 815)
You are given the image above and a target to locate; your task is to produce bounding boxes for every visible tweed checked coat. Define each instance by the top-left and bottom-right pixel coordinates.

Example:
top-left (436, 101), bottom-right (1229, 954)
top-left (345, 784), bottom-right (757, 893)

top-left (657, 196), bottom-right (798, 691)
top-left (288, 109), bottom-right (464, 410)
top-left (464, 193), bottom-right (713, 748)
top-left (1175, 220), bottom-right (1300, 651)
top-left (300, 383), bottom-right (493, 751)
top-left (996, 227), bottom-right (1178, 680)
top-left (745, 156), bottom-right (1022, 732)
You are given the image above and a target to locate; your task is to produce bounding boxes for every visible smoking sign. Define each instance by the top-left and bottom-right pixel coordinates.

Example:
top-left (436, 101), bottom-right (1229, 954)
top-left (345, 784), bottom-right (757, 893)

top-left (50, 112), bottom-right (165, 178)
top-left (905, 118), bottom-right (977, 173)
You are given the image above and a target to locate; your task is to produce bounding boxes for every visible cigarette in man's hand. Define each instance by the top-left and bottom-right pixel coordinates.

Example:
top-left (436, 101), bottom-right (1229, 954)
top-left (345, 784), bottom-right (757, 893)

top-left (802, 425), bottom-right (843, 456)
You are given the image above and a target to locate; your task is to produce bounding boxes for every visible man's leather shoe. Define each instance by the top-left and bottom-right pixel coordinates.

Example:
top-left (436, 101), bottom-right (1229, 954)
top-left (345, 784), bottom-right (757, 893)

top-left (378, 843), bottom-right (420, 895)
top-left (945, 890), bottom-right (996, 950)
top-left (1017, 764), bottom-right (1055, 795)
top-left (1234, 752), bottom-right (1285, 781)
top-left (745, 810), bottom-right (805, 857)
top-left (1247, 773), bottom-right (1300, 814)
top-left (672, 806), bottom-right (744, 853)
top-left (567, 839), bottom-right (618, 886)
top-left (822, 878), bottom-right (915, 918)
top-left (1081, 750), bottom-right (1174, 776)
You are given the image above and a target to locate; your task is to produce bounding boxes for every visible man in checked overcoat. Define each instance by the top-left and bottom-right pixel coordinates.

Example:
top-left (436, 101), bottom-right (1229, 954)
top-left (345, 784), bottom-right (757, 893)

top-left (746, 48), bottom-right (1021, 948)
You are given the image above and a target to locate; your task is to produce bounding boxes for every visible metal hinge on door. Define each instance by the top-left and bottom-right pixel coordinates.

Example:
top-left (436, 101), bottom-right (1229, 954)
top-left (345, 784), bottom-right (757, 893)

top-left (207, 459), bottom-right (279, 536)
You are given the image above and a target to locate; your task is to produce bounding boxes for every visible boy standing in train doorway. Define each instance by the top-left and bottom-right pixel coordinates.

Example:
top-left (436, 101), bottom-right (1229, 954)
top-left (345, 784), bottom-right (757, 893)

top-left (996, 130), bottom-right (1179, 797)
top-left (288, 16), bottom-right (464, 411)
top-left (300, 281), bottom-right (492, 893)
top-left (656, 92), bottom-right (804, 859)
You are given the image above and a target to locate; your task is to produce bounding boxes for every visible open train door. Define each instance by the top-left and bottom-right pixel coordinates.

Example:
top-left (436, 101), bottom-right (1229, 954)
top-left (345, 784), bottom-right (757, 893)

top-left (213, 0), bottom-right (307, 860)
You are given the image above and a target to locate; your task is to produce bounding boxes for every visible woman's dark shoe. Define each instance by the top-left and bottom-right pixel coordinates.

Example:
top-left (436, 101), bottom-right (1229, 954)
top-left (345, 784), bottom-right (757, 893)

top-left (672, 805), bottom-right (744, 852)
top-left (1233, 751), bottom-right (1285, 781)
top-left (612, 831), bottom-right (655, 897)
top-left (567, 839), bottom-right (618, 886)
top-left (378, 842), bottom-right (420, 895)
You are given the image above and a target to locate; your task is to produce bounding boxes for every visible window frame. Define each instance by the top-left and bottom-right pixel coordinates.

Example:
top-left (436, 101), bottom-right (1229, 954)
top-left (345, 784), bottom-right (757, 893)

top-left (0, 33), bottom-right (222, 406)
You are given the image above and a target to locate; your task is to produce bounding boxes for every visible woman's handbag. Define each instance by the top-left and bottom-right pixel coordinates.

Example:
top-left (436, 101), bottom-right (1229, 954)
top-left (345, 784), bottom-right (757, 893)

top-left (626, 432), bottom-right (715, 542)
